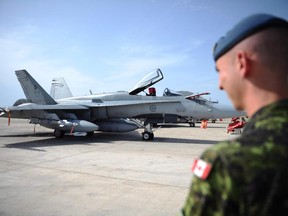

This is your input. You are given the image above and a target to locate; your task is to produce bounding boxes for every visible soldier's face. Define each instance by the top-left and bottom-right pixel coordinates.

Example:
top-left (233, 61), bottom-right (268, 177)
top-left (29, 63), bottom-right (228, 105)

top-left (216, 53), bottom-right (243, 110)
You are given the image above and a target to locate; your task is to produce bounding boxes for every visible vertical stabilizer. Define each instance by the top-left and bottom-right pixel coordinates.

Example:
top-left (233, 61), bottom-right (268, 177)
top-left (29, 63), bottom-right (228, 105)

top-left (50, 77), bottom-right (73, 99)
top-left (15, 70), bottom-right (57, 105)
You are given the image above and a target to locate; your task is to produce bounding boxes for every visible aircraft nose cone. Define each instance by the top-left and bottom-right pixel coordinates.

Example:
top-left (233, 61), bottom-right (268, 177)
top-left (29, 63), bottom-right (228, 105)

top-left (214, 103), bottom-right (246, 118)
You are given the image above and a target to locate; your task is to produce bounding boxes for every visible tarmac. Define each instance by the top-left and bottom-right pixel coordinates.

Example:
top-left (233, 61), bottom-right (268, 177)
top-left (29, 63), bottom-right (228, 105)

top-left (0, 118), bottom-right (235, 216)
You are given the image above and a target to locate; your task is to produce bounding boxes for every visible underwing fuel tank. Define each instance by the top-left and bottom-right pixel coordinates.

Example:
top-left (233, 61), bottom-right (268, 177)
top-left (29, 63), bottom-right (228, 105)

top-left (96, 119), bottom-right (140, 132)
top-left (31, 118), bottom-right (99, 132)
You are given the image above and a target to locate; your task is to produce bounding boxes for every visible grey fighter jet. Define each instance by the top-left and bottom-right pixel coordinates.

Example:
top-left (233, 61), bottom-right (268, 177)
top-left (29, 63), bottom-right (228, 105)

top-left (0, 69), bottom-right (245, 140)
top-left (50, 73), bottom-right (245, 127)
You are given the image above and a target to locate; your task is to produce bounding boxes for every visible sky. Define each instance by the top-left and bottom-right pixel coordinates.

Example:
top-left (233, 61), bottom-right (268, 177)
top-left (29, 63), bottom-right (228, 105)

top-left (0, 0), bottom-right (287, 106)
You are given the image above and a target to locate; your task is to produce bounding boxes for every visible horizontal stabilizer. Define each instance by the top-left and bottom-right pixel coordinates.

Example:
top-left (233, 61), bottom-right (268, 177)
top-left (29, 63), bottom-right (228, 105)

top-left (6, 104), bottom-right (89, 111)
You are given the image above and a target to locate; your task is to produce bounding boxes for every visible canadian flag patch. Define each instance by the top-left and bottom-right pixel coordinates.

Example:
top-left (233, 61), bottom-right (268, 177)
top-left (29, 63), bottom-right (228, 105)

top-left (191, 159), bottom-right (212, 180)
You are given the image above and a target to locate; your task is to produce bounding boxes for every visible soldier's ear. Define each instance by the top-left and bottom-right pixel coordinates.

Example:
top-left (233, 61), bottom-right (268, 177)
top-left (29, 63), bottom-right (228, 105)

top-left (236, 50), bottom-right (250, 78)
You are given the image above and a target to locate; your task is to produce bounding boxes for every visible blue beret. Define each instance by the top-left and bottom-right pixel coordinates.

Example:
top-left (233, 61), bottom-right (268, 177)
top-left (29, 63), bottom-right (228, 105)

top-left (213, 14), bottom-right (288, 61)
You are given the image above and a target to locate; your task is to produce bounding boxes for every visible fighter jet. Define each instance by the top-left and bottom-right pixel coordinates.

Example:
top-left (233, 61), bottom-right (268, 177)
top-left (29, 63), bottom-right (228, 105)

top-left (50, 74), bottom-right (245, 127)
top-left (0, 69), bottom-right (245, 140)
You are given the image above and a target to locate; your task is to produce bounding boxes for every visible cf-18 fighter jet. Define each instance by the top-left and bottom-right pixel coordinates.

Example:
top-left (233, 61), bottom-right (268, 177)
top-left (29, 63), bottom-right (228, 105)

top-left (51, 74), bottom-right (245, 127)
top-left (0, 69), bottom-right (245, 140)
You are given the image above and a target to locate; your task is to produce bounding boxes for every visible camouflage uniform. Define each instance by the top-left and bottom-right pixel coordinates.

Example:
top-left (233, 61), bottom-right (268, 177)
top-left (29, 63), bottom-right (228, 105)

top-left (181, 99), bottom-right (288, 216)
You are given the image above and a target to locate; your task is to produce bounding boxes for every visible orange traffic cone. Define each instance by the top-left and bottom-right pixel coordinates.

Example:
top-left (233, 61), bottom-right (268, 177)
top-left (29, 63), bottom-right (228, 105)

top-left (201, 120), bottom-right (208, 129)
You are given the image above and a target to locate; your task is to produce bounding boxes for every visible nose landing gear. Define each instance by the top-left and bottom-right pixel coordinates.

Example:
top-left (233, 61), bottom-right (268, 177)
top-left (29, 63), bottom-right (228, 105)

top-left (141, 123), bottom-right (154, 141)
top-left (142, 131), bottom-right (154, 140)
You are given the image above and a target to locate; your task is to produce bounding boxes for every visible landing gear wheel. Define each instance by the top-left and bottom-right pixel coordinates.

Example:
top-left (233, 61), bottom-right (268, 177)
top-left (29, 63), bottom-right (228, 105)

top-left (189, 122), bottom-right (195, 127)
top-left (142, 132), bottom-right (154, 141)
top-left (54, 129), bottom-right (65, 138)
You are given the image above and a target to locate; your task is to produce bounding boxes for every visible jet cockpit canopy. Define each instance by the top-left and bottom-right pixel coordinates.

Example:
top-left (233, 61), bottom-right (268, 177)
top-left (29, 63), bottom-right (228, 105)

top-left (129, 69), bottom-right (163, 95)
top-left (163, 88), bottom-right (193, 97)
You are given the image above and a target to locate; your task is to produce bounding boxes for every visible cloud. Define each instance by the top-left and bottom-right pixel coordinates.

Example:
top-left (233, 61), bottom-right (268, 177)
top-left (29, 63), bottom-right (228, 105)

top-left (0, 25), bottom-right (103, 103)
top-left (100, 43), bottom-right (197, 83)
top-left (0, 22), bottom-right (203, 105)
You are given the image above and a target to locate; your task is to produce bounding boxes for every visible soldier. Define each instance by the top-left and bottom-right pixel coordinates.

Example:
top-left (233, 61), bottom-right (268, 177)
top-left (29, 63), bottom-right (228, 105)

top-left (180, 14), bottom-right (288, 215)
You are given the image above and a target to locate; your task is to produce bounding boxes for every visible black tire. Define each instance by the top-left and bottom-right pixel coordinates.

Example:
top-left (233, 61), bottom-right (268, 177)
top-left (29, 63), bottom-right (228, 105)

top-left (142, 132), bottom-right (154, 141)
top-left (54, 129), bottom-right (65, 138)
top-left (189, 122), bottom-right (195, 127)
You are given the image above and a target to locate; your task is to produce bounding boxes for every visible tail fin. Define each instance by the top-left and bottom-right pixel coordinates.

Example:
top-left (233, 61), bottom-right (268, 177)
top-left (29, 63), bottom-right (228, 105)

top-left (50, 77), bottom-right (73, 100)
top-left (15, 70), bottom-right (57, 105)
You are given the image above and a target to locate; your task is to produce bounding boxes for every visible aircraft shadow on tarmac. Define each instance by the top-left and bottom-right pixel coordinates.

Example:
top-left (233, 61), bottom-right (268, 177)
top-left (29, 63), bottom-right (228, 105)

top-left (155, 137), bottom-right (218, 145)
top-left (2, 131), bottom-right (138, 152)
top-left (3, 136), bottom-right (99, 152)
top-left (2, 130), bottom-right (218, 152)
top-left (159, 124), bottom-right (228, 130)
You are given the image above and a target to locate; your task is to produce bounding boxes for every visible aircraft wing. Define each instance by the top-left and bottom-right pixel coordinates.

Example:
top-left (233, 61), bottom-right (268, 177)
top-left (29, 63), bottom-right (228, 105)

top-left (0, 103), bottom-right (90, 120)
top-left (1, 99), bottom-right (182, 128)
top-left (3, 99), bottom-right (180, 112)
top-left (82, 99), bottom-right (179, 107)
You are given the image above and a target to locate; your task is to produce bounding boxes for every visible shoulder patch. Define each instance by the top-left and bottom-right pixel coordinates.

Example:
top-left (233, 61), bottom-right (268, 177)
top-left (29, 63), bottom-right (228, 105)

top-left (191, 159), bottom-right (212, 180)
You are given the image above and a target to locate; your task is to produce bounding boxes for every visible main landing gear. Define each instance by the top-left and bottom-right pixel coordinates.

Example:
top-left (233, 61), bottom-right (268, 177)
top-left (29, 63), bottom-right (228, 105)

top-left (141, 123), bottom-right (154, 141)
top-left (54, 129), bottom-right (65, 138)
top-left (189, 122), bottom-right (195, 127)
top-left (188, 118), bottom-right (196, 127)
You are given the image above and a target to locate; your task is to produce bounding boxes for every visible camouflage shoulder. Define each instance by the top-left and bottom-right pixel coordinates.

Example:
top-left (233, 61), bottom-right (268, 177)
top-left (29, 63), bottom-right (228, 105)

top-left (200, 140), bottom-right (242, 165)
